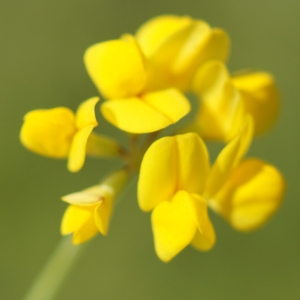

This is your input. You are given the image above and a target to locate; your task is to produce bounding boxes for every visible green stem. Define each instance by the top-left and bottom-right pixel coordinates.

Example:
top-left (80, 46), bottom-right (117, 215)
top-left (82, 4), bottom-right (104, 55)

top-left (24, 236), bottom-right (88, 300)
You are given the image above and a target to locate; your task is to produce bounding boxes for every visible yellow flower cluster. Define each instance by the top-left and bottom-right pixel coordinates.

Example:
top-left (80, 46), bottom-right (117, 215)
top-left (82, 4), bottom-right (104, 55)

top-left (20, 15), bottom-right (285, 262)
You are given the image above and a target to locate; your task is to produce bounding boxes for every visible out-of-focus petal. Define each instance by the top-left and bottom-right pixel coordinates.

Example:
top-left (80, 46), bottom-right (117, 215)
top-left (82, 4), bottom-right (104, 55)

top-left (75, 97), bottom-right (99, 129)
top-left (136, 15), bottom-right (192, 58)
top-left (68, 125), bottom-right (94, 172)
top-left (94, 195), bottom-right (114, 236)
top-left (138, 133), bottom-right (210, 211)
top-left (195, 28), bottom-right (230, 67)
top-left (138, 136), bottom-right (177, 211)
top-left (151, 190), bottom-right (198, 262)
top-left (210, 159), bottom-right (285, 231)
top-left (191, 60), bottom-right (245, 142)
top-left (189, 193), bottom-right (216, 251)
top-left (84, 36), bottom-right (146, 99)
top-left (145, 20), bottom-right (211, 91)
top-left (204, 117), bottom-right (253, 199)
top-left (101, 89), bottom-right (189, 133)
top-left (61, 205), bottom-right (98, 244)
top-left (20, 108), bottom-right (76, 158)
top-left (232, 71), bottom-right (280, 135)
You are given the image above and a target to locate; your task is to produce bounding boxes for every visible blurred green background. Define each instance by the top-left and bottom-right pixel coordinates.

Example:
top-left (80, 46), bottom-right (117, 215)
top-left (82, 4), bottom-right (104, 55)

top-left (1, 0), bottom-right (299, 299)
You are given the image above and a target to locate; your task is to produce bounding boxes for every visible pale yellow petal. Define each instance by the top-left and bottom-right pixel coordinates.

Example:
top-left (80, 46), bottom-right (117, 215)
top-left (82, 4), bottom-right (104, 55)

top-left (204, 117), bottom-right (253, 199)
top-left (20, 107), bottom-right (76, 158)
top-left (210, 159), bottom-right (285, 231)
top-left (175, 133), bottom-right (209, 194)
top-left (75, 97), bottom-right (99, 129)
top-left (151, 191), bottom-right (198, 262)
top-left (84, 36), bottom-right (146, 99)
top-left (232, 71), bottom-right (280, 135)
top-left (191, 60), bottom-right (245, 141)
top-left (67, 125), bottom-right (94, 172)
top-left (138, 136), bottom-right (177, 211)
top-left (101, 96), bottom-right (178, 134)
top-left (61, 205), bottom-right (98, 244)
top-left (136, 15), bottom-right (192, 58)
top-left (62, 185), bottom-right (113, 206)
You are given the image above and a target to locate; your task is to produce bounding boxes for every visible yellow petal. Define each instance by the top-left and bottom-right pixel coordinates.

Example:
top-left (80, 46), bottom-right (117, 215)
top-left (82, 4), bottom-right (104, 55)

top-left (141, 88), bottom-right (190, 123)
top-left (151, 190), bottom-right (198, 262)
top-left (204, 117), bottom-right (253, 199)
top-left (194, 28), bottom-right (230, 67)
top-left (232, 71), bottom-right (280, 135)
top-left (136, 15), bottom-right (192, 58)
top-left (138, 136), bottom-right (177, 211)
top-left (145, 20), bottom-right (212, 91)
top-left (189, 193), bottom-right (216, 251)
top-left (75, 97), bottom-right (99, 129)
top-left (20, 107), bottom-right (76, 158)
top-left (67, 125), bottom-right (94, 172)
top-left (175, 133), bottom-right (210, 193)
top-left (210, 159), bottom-right (285, 231)
top-left (61, 205), bottom-right (98, 244)
top-left (191, 61), bottom-right (245, 141)
top-left (101, 88), bottom-right (190, 133)
top-left (138, 133), bottom-right (209, 211)
top-left (84, 35), bottom-right (146, 99)
top-left (94, 196), bottom-right (114, 236)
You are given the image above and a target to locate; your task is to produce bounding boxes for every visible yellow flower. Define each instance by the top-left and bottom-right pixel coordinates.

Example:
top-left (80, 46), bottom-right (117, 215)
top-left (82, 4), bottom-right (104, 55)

top-left (61, 170), bottom-right (128, 244)
top-left (84, 35), bottom-right (190, 134)
top-left (20, 97), bottom-right (99, 172)
top-left (136, 15), bottom-right (230, 91)
top-left (187, 60), bottom-right (280, 141)
top-left (138, 118), bottom-right (285, 262)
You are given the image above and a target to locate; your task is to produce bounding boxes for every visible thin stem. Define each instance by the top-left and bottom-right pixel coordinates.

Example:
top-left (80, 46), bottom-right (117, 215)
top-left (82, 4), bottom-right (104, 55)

top-left (24, 236), bottom-right (88, 300)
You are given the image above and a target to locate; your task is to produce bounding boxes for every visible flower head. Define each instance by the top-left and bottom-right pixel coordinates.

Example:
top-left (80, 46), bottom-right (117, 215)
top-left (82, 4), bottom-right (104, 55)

top-left (61, 170), bottom-right (128, 244)
top-left (20, 97), bottom-right (99, 172)
top-left (138, 118), bottom-right (285, 262)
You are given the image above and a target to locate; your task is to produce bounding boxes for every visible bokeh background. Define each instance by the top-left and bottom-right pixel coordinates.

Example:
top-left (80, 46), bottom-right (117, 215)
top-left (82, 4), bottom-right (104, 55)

top-left (1, 0), bottom-right (299, 299)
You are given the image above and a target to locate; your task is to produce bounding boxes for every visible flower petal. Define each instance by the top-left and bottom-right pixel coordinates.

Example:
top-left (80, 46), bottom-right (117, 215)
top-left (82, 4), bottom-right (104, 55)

top-left (232, 71), bottom-right (280, 135)
top-left (191, 61), bottom-right (245, 141)
top-left (101, 88), bottom-right (190, 133)
top-left (136, 15), bottom-right (192, 58)
top-left (94, 196), bottom-right (114, 236)
top-left (175, 133), bottom-right (209, 193)
top-left (62, 185), bottom-right (113, 206)
top-left (151, 190), bottom-right (198, 262)
top-left (204, 117), bottom-right (253, 199)
top-left (138, 133), bottom-right (209, 211)
top-left (84, 35), bottom-right (146, 99)
top-left (210, 159), bottom-right (285, 231)
top-left (189, 194), bottom-right (216, 251)
top-left (75, 97), bottom-right (99, 129)
top-left (145, 20), bottom-right (212, 91)
top-left (138, 136), bottom-right (177, 211)
top-left (20, 107), bottom-right (76, 158)
top-left (61, 205), bottom-right (98, 244)
top-left (67, 125), bottom-right (94, 172)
